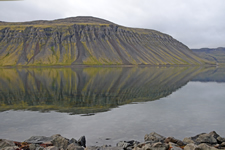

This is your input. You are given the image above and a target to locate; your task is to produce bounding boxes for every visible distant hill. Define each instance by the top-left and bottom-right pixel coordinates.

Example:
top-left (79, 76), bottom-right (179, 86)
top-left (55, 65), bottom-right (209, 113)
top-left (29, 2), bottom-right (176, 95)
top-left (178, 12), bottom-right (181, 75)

top-left (191, 47), bottom-right (225, 64)
top-left (0, 16), bottom-right (209, 66)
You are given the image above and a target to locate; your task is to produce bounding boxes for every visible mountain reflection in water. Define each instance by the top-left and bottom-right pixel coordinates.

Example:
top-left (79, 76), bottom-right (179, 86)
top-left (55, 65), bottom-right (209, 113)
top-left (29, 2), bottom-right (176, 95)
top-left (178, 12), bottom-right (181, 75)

top-left (192, 67), bottom-right (225, 82)
top-left (0, 66), bottom-right (220, 114)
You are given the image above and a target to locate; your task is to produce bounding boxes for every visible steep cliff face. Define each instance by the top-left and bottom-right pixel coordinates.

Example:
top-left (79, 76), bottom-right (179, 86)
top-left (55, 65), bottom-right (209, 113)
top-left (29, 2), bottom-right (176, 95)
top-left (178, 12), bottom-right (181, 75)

top-left (0, 16), bottom-right (207, 66)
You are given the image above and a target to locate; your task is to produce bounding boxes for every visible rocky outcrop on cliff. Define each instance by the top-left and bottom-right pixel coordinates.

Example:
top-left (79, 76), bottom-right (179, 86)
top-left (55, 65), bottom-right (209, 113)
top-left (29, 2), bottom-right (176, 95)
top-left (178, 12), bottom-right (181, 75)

top-left (0, 16), bottom-right (207, 66)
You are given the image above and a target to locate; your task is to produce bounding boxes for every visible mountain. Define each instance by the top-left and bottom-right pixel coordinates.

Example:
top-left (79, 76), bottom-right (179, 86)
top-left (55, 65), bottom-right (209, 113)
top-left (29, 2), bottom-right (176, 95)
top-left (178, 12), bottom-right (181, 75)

top-left (191, 47), bottom-right (225, 64)
top-left (0, 16), bottom-right (209, 66)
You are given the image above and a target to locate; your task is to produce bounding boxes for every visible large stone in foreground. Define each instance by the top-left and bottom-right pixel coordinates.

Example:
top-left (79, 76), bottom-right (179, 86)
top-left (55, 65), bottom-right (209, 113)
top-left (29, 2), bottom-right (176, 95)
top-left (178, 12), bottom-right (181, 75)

top-left (78, 136), bottom-right (86, 148)
top-left (164, 137), bottom-right (185, 146)
top-left (144, 132), bottom-right (166, 142)
top-left (117, 140), bottom-right (139, 149)
top-left (67, 143), bottom-right (84, 150)
top-left (168, 142), bottom-right (182, 150)
top-left (86, 145), bottom-right (123, 150)
top-left (195, 133), bottom-right (217, 144)
top-left (183, 131), bottom-right (220, 145)
top-left (135, 142), bottom-right (169, 150)
top-left (43, 146), bottom-right (59, 150)
top-left (0, 146), bottom-right (20, 150)
top-left (51, 135), bottom-right (69, 149)
top-left (0, 139), bottom-right (15, 149)
top-left (183, 143), bottom-right (198, 150)
top-left (24, 136), bottom-right (53, 144)
top-left (197, 143), bottom-right (218, 150)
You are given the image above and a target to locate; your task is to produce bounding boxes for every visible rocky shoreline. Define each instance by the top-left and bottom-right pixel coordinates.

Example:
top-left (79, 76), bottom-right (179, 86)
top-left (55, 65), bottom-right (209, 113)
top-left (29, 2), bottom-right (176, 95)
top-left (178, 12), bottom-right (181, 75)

top-left (1, 131), bottom-right (225, 150)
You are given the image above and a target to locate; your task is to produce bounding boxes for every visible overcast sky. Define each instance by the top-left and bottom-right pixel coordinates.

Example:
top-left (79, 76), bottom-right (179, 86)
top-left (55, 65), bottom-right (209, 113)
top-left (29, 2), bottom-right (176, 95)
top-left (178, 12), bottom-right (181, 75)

top-left (0, 0), bottom-right (224, 48)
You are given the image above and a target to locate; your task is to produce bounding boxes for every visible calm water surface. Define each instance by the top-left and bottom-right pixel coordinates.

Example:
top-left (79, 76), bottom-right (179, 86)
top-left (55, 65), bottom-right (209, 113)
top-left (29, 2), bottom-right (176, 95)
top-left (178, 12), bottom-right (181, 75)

top-left (0, 66), bottom-right (225, 146)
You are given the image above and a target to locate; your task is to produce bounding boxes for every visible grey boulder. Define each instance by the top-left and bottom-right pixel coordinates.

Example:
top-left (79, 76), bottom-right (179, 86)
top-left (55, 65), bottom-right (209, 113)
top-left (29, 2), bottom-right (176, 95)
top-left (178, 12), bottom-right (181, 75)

top-left (43, 146), bottom-right (59, 150)
top-left (197, 143), bottom-right (218, 150)
top-left (24, 136), bottom-right (53, 144)
top-left (221, 142), bottom-right (225, 147)
top-left (117, 140), bottom-right (139, 149)
top-left (51, 135), bottom-right (69, 149)
top-left (168, 142), bottom-right (182, 150)
top-left (0, 139), bottom-right (15, 149)
top-left (86, 145), bottom-right (123, 150)
top-left (135, 142), bottom-right (169, 150)
top-left (164, 137), bottom-right (185, 146)
top-left (217, 136), bottom-right (225, 143)
top-left (183, 131), bottom-right (219, 145)
top-left (0, 146), bottom-right (19, 150)
top-left (184, 143), bottom-right (199, 150)
top-left (195, 133), bottom-right (217, 144)
top-left (144, 132), bottom-right (166, 142)
top-left (67, 143), bottom-right (84, 150)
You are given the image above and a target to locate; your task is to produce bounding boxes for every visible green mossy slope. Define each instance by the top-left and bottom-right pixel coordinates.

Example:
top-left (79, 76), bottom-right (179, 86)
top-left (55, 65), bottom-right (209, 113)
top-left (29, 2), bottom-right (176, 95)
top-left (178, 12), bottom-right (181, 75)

top-left (0, 16), bottom-right (210, 66)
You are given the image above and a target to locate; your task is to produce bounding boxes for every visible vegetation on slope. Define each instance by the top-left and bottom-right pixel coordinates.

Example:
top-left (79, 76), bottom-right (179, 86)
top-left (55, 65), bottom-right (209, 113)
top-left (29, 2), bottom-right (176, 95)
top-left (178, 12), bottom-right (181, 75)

top-left (0, 16), bottom-right (210, 66)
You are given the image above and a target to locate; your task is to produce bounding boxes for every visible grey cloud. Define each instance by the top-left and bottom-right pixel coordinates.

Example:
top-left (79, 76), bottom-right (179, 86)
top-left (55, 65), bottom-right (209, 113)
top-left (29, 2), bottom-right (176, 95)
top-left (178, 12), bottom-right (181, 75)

top-left (0, 0), bottom-right (63, 22)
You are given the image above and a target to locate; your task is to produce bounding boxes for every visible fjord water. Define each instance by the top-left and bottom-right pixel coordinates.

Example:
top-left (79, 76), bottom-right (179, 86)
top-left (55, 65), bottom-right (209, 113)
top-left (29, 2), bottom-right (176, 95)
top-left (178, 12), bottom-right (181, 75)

top-left (0, 66), bottom-right (225, 146)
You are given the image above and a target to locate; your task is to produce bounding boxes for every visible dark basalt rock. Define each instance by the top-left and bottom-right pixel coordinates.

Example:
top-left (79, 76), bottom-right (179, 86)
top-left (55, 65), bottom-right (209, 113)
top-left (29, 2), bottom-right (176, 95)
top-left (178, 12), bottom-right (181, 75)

top-left (78, 136), bottom-right (86, 148)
